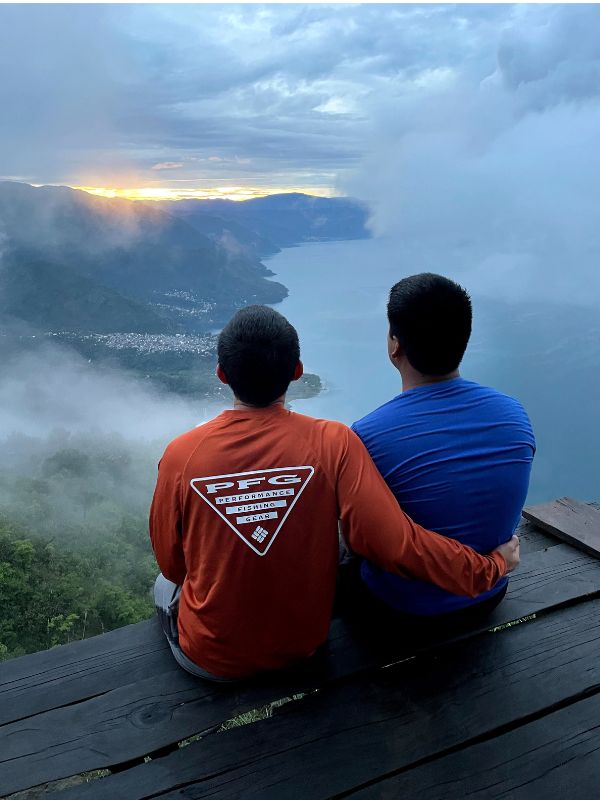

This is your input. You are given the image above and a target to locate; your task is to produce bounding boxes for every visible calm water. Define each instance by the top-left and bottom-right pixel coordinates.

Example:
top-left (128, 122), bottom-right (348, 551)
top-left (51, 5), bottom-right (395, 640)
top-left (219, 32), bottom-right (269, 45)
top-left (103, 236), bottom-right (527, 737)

top-left (267, 238), bottom-right (600, 504)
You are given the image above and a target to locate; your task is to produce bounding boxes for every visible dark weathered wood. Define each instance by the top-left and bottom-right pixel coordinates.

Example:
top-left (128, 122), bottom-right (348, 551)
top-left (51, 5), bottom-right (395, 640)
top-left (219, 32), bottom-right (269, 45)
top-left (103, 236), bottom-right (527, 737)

top-left (494, 542), bottom-right (600, 618)
top-left (50, 598), bottom-right (600, 800)
top-left (524, 497), bottom-right (600, 559)
top-left (3, 544), bottom-right (600, 796)
top-left (0, 618), bottom-right (174, 726)
top-left (0, 618), bottom-right (157, 687)
top-left (515, 516), bottom-right (557, 555)
top-left (354, 693), bottom-right (600, 799)
top-left (518, 500), bottom-right (600, 555)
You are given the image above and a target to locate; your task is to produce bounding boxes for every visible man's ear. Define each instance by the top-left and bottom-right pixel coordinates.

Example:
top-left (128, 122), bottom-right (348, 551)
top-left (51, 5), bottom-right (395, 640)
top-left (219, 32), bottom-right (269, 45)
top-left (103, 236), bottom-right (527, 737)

top-left (292, 360), bottom-right (304, 381)
top-left (216, 364), bottom-right (229, 385)
top-left (388, 334), bottom-right (403, 361)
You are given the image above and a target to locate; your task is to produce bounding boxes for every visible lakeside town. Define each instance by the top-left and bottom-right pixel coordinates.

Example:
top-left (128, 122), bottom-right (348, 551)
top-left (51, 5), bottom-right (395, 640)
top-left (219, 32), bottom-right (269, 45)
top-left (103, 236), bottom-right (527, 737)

top-left (47, 331), bottom-right (218, 356)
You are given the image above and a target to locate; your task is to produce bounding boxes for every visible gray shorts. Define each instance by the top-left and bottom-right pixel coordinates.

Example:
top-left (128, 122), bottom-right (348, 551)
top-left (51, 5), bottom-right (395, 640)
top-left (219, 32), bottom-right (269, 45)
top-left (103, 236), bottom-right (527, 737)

top-left (153, 574), bottom-right (234, 683)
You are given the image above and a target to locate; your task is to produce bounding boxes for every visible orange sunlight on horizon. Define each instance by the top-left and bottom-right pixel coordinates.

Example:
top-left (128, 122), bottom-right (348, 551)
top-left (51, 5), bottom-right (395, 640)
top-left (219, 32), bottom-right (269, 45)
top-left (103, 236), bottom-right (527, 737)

top-left (73, 185), bottom-right (339, 202)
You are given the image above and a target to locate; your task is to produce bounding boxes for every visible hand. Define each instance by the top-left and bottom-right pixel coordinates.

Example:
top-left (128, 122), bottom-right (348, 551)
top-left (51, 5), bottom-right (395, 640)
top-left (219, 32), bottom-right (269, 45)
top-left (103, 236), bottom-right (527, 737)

top-left (495, 535), bottom-right (520, 574)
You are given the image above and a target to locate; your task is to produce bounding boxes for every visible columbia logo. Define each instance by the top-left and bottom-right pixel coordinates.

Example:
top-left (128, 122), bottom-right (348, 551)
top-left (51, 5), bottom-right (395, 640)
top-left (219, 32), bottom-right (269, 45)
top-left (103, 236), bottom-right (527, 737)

top-left (251, 525), bottom-right (269, 543)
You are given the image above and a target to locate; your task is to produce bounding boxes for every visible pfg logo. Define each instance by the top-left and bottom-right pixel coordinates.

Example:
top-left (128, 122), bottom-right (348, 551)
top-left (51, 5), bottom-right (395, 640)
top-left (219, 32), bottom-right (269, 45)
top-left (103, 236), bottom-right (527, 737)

top-left (190, 466), bottom-right (315, 556)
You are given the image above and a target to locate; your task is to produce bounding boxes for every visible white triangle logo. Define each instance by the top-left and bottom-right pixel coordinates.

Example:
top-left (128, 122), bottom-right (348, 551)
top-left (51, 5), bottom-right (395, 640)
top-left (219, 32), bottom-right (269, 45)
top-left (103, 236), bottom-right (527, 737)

top-left (190, 466), bottom-right (315, 556)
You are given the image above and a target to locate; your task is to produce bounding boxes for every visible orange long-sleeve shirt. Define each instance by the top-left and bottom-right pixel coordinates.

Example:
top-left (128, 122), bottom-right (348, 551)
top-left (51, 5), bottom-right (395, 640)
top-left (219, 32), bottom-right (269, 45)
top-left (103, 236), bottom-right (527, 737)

top-left (149, 405), bottom-right (506, 679)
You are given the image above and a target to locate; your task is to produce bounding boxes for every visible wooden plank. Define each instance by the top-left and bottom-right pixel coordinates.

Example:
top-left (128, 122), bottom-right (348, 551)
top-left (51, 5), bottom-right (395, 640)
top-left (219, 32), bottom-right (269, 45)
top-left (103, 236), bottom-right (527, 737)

top-left (2, 544), bottom-right (600, 796)
top-left (494, 542), bottom-right (600, 619)
top-left (48, 598), bottom-right (600, 800)
top-left (515, 517), bottom-right (557, 555)
top-left (523, 497), bottom-right (600, 559)
top-left (354, 693), bottom-right (600, 799)
top-left (0, 618), bottom-right (158, 687)
top-left (517, 500), bottom-right (600, 555)
top-left (0, 515), bottom-right (559, 727)
top-left (0, 618), bottom-right (175, 726)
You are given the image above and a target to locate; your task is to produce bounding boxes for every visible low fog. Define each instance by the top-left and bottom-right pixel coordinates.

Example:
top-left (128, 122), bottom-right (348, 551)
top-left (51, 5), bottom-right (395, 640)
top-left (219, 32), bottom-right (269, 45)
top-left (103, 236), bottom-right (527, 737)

top-left (0, 343), bottom-right (207, 441)
top-left (0, 341), bottom-right (221, 542)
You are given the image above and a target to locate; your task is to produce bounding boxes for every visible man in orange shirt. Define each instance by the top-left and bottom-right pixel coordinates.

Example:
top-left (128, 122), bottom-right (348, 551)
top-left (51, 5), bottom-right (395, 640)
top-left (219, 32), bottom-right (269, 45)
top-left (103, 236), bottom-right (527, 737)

top-left (150, 305), bottom-right (519, 681)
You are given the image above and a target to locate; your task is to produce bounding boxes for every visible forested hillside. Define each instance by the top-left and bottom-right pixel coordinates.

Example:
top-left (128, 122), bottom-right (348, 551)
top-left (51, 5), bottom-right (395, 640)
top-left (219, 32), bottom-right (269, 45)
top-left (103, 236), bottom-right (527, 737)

top-left (0, 433), bottom-right (157, 659)
top-left (0, 254), bottom-right (172, 334)
top-left (0, 516), bottom-right (153, 658)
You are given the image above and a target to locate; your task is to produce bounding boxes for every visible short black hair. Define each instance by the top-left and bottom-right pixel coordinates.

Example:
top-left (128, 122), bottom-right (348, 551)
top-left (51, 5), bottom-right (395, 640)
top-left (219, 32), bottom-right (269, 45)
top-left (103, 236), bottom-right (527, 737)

top-left (217, 305), bottom-right (300, 407)
top-left (387, 273), bottom-right (472, 375)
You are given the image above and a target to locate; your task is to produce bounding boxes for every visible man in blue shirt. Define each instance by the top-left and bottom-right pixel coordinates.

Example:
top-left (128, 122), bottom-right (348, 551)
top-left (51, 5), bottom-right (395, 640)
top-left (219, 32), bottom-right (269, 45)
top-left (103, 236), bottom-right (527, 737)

top-left (352, 273), bottom-right (535, 619)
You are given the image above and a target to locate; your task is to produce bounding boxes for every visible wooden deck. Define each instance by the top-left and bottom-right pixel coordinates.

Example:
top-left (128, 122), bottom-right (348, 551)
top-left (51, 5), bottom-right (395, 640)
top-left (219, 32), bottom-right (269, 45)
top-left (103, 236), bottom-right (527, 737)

top-left (2, 507), bottom-right (600, 799)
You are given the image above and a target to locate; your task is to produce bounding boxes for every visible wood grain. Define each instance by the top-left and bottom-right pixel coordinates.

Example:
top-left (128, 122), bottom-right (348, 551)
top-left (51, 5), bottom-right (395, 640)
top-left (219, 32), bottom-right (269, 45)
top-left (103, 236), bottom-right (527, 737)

top-left (523, 497), bottom-right (600, 559)
top-left (51, 598), bottom-right (600, 800)
top-left (355, 693), bottom-right (600, 799)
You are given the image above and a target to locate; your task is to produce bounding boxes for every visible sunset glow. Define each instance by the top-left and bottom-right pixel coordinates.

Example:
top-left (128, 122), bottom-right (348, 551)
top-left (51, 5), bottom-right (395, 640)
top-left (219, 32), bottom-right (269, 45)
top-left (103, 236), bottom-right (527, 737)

top-left (73, 185), bottom-right (339, 202)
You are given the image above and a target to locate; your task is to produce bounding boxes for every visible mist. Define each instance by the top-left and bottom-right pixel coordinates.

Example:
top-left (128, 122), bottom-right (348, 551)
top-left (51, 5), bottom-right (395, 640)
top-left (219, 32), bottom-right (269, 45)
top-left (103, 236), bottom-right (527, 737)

top-left (0, 343), bottom-right (208, 441)
top-left (0, 340), bottom-right (222, 542)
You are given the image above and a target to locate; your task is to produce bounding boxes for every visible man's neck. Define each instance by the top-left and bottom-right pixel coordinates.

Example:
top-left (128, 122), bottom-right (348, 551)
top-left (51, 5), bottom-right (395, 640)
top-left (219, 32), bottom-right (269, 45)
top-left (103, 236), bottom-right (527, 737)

top-left (401, 369), bottom-right (460, 393)
top-left (232, 396), bottom-right (286, 411)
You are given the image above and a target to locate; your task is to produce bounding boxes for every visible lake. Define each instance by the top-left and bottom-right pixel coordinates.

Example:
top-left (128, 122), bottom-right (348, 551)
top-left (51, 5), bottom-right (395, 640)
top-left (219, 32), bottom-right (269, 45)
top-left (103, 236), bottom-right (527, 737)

top-left (266, 238), bottom-right (600, 504)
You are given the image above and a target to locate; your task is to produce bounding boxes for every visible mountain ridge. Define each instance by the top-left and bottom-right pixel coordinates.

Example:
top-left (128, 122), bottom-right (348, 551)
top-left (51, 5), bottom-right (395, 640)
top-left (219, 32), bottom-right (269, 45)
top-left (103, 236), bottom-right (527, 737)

top-left (159, 192), bottom-right (370, 257)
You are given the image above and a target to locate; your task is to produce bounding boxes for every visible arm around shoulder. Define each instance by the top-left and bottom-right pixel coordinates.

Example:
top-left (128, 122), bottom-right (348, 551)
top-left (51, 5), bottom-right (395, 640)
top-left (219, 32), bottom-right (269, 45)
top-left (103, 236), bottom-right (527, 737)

top-left (338, 428), bottom-right (511, 597)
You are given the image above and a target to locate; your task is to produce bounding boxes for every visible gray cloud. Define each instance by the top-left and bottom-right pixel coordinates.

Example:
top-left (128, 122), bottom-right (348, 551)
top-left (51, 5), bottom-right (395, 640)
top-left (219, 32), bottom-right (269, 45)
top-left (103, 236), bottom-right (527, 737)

top-left (0, 5), bottom-right (136, 183)
top-left (497, 5), bottom-right (600, 107)
top-left (344, 5), bottom-right (600, 306)
top-left (0, 4), bottom-right (523, 187)
top-left (0, 339), bottom-right (219, 544)
top-left (151, 162), bottom-right (184, 171)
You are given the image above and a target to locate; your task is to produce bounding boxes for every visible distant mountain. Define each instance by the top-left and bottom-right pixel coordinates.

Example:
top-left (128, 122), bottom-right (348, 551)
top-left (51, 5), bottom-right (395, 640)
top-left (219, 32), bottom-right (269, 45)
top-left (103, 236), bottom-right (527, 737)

top-left (160, 193), bottom-right (371, 257)
top-left (0, 182), bottom-right (287, 315)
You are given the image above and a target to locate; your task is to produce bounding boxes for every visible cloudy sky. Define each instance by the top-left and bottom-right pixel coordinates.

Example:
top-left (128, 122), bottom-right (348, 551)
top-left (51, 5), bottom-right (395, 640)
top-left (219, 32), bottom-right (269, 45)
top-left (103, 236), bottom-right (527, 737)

top-left (2, 3), bottom-right (599, 202)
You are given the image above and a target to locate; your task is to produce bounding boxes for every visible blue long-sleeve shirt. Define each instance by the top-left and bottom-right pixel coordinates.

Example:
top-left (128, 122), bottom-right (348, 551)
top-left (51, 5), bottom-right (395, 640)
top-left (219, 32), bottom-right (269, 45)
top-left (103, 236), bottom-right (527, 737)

top-left (352, 377), bottom-right (535, 615)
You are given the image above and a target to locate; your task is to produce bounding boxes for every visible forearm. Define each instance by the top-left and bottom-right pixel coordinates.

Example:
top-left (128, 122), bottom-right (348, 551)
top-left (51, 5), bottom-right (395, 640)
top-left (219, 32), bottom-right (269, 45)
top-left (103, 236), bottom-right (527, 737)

top-left (348, 508), bottom-right (506, 597)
